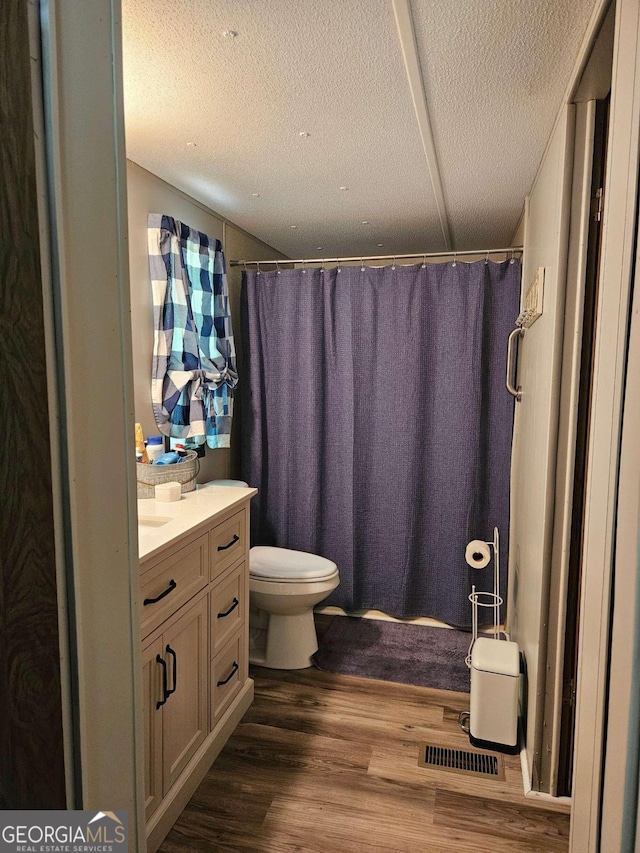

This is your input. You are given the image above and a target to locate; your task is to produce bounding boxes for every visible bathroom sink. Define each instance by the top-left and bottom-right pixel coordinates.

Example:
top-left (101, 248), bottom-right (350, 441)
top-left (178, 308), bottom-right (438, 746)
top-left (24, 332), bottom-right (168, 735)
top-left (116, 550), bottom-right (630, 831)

top-left (138, 515), bottom-right (172, 528)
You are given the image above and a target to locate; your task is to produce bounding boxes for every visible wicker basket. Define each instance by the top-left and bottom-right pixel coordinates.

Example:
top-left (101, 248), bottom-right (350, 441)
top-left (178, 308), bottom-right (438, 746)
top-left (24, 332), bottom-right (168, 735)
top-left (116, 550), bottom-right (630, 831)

top-left (136, 450), bottom-right (199, 499)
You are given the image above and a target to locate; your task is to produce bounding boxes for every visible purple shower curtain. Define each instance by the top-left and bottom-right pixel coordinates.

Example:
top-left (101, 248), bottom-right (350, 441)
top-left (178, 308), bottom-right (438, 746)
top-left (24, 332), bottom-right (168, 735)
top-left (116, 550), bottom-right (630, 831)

top-left (240, 260), bottom-right (520, 627)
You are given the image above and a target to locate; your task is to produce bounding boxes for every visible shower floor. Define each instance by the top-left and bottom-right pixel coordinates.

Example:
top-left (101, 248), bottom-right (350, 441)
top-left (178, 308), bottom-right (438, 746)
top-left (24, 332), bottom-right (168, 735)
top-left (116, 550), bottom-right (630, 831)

top-left (316, 605), bottom-right (506, 634)
top-left (316, 605), bottom-right (453, 629)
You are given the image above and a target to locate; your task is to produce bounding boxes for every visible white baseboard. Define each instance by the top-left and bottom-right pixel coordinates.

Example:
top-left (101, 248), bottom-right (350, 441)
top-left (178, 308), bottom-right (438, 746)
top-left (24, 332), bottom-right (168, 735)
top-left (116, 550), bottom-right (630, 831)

top-left (519, 745), bottom-right (572, 813)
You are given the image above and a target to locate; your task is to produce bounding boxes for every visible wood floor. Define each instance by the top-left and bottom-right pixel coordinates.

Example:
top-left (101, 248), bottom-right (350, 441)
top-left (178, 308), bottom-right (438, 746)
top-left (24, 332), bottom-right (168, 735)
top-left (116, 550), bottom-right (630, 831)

top-left (159, 642), bottom-right (570, 852)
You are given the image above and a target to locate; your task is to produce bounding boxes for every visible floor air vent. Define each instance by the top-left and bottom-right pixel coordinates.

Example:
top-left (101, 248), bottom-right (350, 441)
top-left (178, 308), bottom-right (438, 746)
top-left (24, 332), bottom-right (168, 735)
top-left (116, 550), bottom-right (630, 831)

top-left (418, 744), bottom-right (505, 780)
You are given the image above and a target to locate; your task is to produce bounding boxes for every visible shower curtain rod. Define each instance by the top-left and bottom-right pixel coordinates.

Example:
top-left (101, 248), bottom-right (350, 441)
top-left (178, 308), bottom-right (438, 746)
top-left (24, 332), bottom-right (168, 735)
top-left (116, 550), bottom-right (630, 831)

top-left (229, 246), bottom-right (523, 267)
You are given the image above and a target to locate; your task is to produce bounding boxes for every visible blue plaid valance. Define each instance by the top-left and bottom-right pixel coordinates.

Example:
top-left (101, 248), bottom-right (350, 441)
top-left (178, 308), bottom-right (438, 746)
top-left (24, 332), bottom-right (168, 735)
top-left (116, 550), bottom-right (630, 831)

top-left (147, 213), bottom-right (237, 449)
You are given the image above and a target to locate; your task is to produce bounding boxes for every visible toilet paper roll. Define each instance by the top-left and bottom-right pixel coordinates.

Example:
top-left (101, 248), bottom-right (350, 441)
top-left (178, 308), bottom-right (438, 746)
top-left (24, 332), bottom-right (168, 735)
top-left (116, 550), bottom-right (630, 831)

top-left (465, 539), bottom-right (491, 569)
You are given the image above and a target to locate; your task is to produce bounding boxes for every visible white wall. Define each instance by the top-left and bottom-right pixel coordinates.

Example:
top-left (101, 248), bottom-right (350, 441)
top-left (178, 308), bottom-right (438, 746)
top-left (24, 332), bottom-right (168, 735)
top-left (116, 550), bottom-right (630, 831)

top-left (126, 161), bottom-right (286, 483)
top-left (508, 106), bottom-right (574, 787)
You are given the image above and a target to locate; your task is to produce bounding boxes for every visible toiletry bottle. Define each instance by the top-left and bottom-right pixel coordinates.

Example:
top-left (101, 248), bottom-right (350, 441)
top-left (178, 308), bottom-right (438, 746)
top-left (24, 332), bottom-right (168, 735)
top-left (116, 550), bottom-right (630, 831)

top-left (135, 422), bottom-right (149, 464)
top-left (155, 451), bottom-right (182, 466)
top-left (146, 435), bottom-right (164, 463)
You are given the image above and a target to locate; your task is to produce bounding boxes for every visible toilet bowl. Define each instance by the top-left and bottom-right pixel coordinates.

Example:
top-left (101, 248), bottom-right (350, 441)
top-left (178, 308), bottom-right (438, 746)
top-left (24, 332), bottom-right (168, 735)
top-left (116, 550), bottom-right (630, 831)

top-left (249, 546), bottom-right (339, 670)
top-left (199, 480), bottom-right (339, 669)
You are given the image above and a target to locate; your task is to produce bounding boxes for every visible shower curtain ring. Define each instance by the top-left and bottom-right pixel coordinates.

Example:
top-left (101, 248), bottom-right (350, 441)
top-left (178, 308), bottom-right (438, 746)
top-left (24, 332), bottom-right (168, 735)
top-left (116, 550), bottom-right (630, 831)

top-left (392, 256), bottom-right (396, 270)
top-left (256, 261), bottom-right (261, 276)
top-left (337, 258), bottom-right (342, 273)
top-left (485, 250), bottom-right (490, 265)
top-left (276, 259), bottom-right (281, 274)
top-left (510, 249), bottom-right (515, 264)
top-left (360, 257), bottom-right (365, 272)
top-left (243, 260), bottom-right (247, 272)
top-left (452, 252), bottom-right (457, 268)
top-left (422, 254), bottom-right (426, 269)
top-left (302, 259), bottom-right (306, 274)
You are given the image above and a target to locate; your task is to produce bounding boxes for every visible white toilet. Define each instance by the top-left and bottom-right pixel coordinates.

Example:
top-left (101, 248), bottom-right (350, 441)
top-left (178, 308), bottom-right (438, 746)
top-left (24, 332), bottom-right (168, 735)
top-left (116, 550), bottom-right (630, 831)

top-left (203, 480), bottom-right (340, 670)
top-left (249, 545), bottom-right (339, 669)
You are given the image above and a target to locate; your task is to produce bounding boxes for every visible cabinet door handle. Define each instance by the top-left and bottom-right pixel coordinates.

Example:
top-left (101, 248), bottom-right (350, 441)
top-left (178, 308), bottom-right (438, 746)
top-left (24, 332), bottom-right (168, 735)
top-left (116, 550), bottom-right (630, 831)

top-left (217, 598), bottom-right (239, 619)
top-left (165, 644), bottom-right (177, 698)
top-left (156, 654), bottom-right (168, 709)
top-left (216, 661), bottom-right (239, 687)
top-left (217, 534), bottom-right (239, 551)
top-left (143, 579), bottom-right (177, 606)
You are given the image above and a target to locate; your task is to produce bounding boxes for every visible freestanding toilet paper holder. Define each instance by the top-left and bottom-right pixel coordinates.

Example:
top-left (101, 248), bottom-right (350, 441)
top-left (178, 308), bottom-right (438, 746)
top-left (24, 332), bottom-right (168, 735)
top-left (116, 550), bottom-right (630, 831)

top-left (460, 527), bottom-right (521, 754)
top-left (464, 526), bottom-right (505, 668)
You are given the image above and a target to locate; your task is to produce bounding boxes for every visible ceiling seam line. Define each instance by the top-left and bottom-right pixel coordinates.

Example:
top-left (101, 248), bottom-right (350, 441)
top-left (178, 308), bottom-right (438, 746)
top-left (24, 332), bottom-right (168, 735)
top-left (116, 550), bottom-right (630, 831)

top-left (391, 0), bottom-right (452, 251)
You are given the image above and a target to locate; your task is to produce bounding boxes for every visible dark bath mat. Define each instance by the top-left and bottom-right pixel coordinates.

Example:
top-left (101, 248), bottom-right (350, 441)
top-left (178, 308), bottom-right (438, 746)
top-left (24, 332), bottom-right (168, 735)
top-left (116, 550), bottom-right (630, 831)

top-left (313, 616), bottom-right (471, 693)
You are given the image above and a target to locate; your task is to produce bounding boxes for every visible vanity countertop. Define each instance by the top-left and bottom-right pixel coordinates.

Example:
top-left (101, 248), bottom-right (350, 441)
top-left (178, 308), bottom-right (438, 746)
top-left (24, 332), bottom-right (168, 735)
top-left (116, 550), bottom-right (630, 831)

top-left (138, 484), bottom-right (257, 563)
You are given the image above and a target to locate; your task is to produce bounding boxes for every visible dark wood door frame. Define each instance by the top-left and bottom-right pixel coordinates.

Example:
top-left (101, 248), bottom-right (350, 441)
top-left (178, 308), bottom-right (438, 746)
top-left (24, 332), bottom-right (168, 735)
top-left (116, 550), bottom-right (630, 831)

top-left (0, 1), bottom-right (66, 808)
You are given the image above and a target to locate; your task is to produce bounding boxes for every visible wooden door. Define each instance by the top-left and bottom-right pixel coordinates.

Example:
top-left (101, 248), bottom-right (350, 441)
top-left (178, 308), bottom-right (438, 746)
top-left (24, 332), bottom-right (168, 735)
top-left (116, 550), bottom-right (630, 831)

top-left (0, 0), bottom-right (66, 807)
top-left (161, 595), bottom-right (208, 792)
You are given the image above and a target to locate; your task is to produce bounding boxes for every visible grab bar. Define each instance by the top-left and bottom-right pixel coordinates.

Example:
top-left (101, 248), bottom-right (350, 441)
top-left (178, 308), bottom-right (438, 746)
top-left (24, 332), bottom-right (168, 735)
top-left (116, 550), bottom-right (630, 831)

top-left (506, 327), bottom-right (525, 401)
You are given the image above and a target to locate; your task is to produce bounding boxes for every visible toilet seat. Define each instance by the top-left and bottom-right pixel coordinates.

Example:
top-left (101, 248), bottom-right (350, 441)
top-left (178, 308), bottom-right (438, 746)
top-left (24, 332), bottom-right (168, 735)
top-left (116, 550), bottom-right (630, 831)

top-left (250, 546), bottom-right (338, 583)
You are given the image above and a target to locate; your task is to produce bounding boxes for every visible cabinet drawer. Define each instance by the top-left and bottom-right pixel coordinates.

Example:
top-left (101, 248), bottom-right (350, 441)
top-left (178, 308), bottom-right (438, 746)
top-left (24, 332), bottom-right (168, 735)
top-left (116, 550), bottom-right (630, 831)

top-left (210, 509), bottom-right (246, 580)
top-left (141, 534), bottom-right (208, 637)
top-left (211, 629), bottom-right (245, 728)
top-left (210, 562), bottom-right (246, 658)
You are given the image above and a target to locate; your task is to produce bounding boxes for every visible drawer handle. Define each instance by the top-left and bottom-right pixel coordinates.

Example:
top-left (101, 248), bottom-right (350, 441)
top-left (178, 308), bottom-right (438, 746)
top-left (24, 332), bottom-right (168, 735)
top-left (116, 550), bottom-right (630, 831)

top-left (165, 644), bottom-right (177, 698)
top-left (143, 579), bottom-right (177, 606)
top-left (217, 661), bottom-right (239, 687)
top-left (156, 654), bottom-right (168, 709)
top-left (217, 534), bottom-right (239, 552)
top-left (217, 598), bottom-right (239, 619)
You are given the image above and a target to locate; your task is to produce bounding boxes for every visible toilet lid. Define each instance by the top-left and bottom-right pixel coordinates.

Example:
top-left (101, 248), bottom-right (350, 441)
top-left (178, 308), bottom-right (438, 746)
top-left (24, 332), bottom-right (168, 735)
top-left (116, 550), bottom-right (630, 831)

top-left (250, 546), bottom-right (338, 581)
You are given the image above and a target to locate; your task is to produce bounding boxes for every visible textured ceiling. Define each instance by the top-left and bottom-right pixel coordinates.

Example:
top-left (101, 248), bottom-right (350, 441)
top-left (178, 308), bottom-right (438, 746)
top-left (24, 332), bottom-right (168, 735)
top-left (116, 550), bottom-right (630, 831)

top-left (122, 0), bottom-right (598, 258)
top-left (410, 0), bottom-right (598, 249)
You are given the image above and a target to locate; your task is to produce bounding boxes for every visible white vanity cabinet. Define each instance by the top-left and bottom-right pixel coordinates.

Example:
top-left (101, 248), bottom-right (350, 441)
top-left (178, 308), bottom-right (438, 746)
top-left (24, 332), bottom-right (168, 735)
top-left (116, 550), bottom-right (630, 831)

top-left (138, 489), bottom-right (255, 853)
top-left (142, 592), bottom-right (208, 819)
